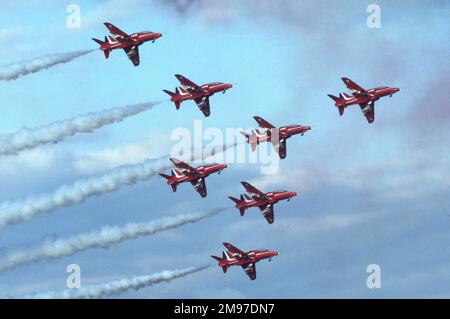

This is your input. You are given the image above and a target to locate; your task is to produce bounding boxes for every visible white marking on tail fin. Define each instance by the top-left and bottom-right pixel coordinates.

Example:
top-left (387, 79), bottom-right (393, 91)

top-left (172, 169), bottom-right (184, 178)
top-left (177, 86), bottom-right (189, 96)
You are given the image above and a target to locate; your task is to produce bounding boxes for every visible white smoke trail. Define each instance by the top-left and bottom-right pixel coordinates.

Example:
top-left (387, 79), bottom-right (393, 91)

top-left (0, 50), bottom-right (94, 81)
top-left (0, 157), bottom-right (171, 229)
top-left (0, 143), bottom-right (237, 229)
top-left (0, 209), bottom-right (227, 272)
top-left (23, 265), bottom-right (211, 299)
top-left (0, 102), bottom-right (161, 156)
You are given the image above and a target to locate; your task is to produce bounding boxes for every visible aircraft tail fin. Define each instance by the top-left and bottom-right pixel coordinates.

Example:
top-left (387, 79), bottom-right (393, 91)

top-left (159, 174), bottom-right (177, 192)
top-left (163, 89), bottom-right (175, 97)
top-left (211, 255), bottom-right (222, 262)
top-left (327, 94), bottom-right (341, 102)
top-left (211, 255), bottom-right (228, 273)
top-left (240, 132), bottom-right (257, 152)
top-left (328, 94), bottom-right (346, 115)
top-left (92, 38), bottom-right (110, 59)
top-left (92, 38), bottom-right (105, 46)
top-left (163, 90), bottom-right (181, 109)
top-left (229, 196), bottom-right (245, 215)
top-left (228, 196), bottom-right (240, 204)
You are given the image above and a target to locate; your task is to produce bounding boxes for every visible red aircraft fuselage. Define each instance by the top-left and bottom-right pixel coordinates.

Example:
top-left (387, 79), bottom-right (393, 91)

top-left (235, 190), bottom-right (298, 210)
top-left (219, 250), bottom-right (278, 268)
top-left (98, 31), bottom-right (162, 52)
top-left (242, 116), bottom-right (311, 159)
top-left (164, 163), bottom-right (228, 186)
top-left (159, 158), bottom-right (227, 198)
top-left (169, 82), bottom-right (233, 105)
top-left (333, 86), bottom-right (400, 108)
top-left (229, 181), bottom-right (298, 224)
top-left (92, 22), bottom-right (162, 66)
top-left (211, 242), bottom-right (278, 280)
top-left (248, 125), bottom-right (312, 145)
top-left (163, 74), bottom-right (233, 117)
top-left (328, 77), bottom-right (400, 123)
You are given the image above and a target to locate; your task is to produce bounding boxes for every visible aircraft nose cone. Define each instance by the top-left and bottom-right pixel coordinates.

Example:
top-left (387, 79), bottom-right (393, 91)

top-left (156, 33), bottom-right (163, 38)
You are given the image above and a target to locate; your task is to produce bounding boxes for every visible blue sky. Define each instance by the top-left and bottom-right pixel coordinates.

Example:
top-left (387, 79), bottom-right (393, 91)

top-left (0, 0), bottom-right (449, 298)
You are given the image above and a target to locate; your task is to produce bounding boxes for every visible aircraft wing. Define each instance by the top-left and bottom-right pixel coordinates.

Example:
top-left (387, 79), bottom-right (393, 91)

top-left (241, 181), bottom-right (266, 198)
top-left (259, 203), bottom-right (274, 224)
top-left (253, 116), bottom-right (276, 129)
top-left (359, 101), bottom-right (375, 123)
top-left (271, 138), bottom-right (287, 159)
top-left (170, 158), bottom-right (199, 175)
top-left (123, 46), bottom-right (140, 67)
top-left (195, 96), bottom-right (211, 117)
top-left (190, 178), bottom-right (207, 198)
top-left (223, 242), bottom-right (246, 256)
top-left (175, 74), bottom-right (204, 93)
top-left (341, 77), bottom-right (368, 96)
top-left (241, 263), bottom-right (256, 280)
top-left (104, 22), bottom-right (132, 41)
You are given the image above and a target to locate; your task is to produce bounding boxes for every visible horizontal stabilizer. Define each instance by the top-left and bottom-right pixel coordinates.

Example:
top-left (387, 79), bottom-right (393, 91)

top-left (159, 173), bottom-right (171, 180)
top-left (241, 132), bottom-right (258, 152)
top-left (327, 94), bottom-right (341, 102)
top-left (163, 89), bottom-right (175, 97)
top-left (228, 196), bottom-right (240, 203)
top-left (92, 38), bottom-right (105, 45)
top-left (211, 255), bottom-right (223, 262)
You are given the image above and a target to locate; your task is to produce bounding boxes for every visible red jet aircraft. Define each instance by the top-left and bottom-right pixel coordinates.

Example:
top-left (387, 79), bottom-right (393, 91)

top-left (163, 74), bottom-right (233, 117)
top-left (159, 158), bottom-right (227, 198)
top-left (92, 22), bottom-right (162, 67)
top-left (229, 182), bottom-right (297, 224)
top-left (241, 116), bottom-right (311, 159)
top-left (211, 242), bottom-right (278, 280)
top-left (328, 77), bottom-right (400, 123)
